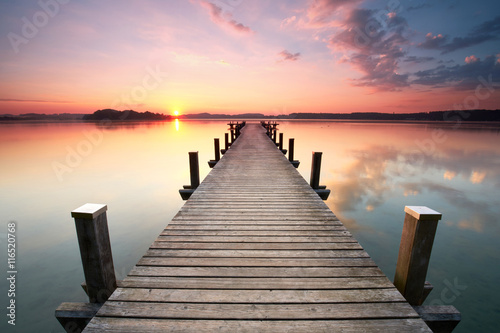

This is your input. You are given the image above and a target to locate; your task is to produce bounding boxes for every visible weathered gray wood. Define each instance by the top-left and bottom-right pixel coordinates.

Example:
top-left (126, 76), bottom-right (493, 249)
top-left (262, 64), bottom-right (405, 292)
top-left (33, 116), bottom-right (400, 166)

top-left (149, 241), bottom-right (362, 250)
top-left (127, 266), bottom-right (385, 278)
top-left (394, 206), bottom-right (441, 305)
top-left (137, 257), bottom-right (377, 267)
top-left (119, 276), bottom-right (397, 289)
top-left (155, 235), bottom-right (356, 243)
top-left (85, 318), bottom-right (432, 333)
top-left (109, 288), bottom-right (406, 303)
top-left (55, 302), bottom-right (101, 333)
top-left (413, 306), bottom-right (461, 333)
top-left (97, 301), bottom-right (420, 320)
top-left (71, 204), bottom-right (116, 303)
top-left (144, 249), bottom-right (370, 258)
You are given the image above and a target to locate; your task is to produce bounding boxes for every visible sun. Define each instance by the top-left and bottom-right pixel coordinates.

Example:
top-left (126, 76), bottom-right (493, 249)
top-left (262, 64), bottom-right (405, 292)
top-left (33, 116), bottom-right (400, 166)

top-left (173, 110), bottom-right (179, 117)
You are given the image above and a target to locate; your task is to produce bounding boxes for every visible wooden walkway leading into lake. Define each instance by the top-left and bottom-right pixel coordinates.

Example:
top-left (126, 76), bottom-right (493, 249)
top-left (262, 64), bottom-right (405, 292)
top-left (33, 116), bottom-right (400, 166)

top-left (83, 123), bottom-right (431, 332)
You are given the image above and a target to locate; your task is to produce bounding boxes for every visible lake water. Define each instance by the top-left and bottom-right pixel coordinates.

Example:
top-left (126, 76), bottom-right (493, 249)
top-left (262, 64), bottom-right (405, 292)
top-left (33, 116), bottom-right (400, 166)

top-left (1, 120), bottom-right (499, 332)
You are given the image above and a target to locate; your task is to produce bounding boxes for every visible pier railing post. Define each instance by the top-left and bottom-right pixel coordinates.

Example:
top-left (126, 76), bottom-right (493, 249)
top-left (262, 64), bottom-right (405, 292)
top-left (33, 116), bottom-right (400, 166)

top-left (394, 206), bottom-right (441, 305)
top-left (288, 138), bottom-right (300, 168)
top-left (208, 138), bottom-right (220, 168)
top-left (278, 133), bottom-right (284, 150)
top-left (214, 138), bottom-right (220, 162)
top-left (310, 152), bottom-right (330, 200)
top-left (180, 152), bottom-right (200, 200)
top-left (189, 151), bottom-right (200, 189)
top-left (71, 203), bottom-right (117, 304)
top-left (223, 132), bottom-right (229, 152)
top-left (310, 152), bottom-right (322, 189)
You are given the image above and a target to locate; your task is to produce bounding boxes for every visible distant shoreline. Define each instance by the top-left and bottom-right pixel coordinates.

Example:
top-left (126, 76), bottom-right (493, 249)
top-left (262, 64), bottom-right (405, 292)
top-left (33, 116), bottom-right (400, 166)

top-left (1, 109), bottom-right (499, 122)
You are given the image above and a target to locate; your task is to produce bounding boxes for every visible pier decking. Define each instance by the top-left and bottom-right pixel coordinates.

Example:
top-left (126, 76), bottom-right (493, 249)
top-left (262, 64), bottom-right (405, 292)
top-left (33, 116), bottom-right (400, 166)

top-left (83, 123), bottom-right (431, 332)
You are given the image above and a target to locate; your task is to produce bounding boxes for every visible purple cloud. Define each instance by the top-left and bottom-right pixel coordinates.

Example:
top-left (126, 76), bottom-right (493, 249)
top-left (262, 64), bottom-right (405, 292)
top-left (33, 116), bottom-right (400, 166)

top-left (412, 55), bottom-right (500, 90)
top-left (199, 1), bottom-right (253, 35)
top-left (329, 9), bottom-right (410, 91)
top-left (278, 50), bottom-right (301, 62)
top-left (418, 16), bottom-right (500, 54)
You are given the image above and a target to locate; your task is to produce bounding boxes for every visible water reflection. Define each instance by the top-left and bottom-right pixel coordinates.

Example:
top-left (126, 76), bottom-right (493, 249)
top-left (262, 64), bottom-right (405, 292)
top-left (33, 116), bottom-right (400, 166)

top-left (324, 142), bottom-right (500, 234)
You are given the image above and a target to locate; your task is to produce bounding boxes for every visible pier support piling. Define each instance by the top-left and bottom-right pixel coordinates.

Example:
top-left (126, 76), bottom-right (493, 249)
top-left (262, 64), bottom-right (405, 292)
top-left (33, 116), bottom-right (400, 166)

top-left (179, 152), bottom-right (200, 200)
top-left (394, 206), bottom-right (441, 305)
top-left (56, 203), bottom-right (117, 332)
top-left (221, 133), bottom-right (229, 155)
top-left (288, 138), bottom-right (300, 168)
top-left (310, 152), bottom-right (330, 200)
top-left (71, 203), bottom-right (117, 303)
top-left (208, 138), bottom-right (220, 168)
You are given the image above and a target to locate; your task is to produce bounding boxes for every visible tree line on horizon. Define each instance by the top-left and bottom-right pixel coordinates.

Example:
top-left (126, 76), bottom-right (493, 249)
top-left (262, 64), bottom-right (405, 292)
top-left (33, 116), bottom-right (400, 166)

top-left (1, 109), bottom-right (499, 122)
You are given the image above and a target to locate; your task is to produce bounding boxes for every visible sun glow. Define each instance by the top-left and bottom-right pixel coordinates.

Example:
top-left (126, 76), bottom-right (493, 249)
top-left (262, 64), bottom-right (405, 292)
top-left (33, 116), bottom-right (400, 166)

top-left (173, 110), bottom-right (179, 117)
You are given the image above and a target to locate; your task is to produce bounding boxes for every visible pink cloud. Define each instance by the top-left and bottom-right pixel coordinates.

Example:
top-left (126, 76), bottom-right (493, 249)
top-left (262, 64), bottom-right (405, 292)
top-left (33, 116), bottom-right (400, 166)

top-left (280, 15), bottom-right (297, 29)
top-left (306, 0), bottom-right (361, 26)
top-left (465, 55), bottom-right (479, 64)
top-left (199, 1), bottom-right (253, 35)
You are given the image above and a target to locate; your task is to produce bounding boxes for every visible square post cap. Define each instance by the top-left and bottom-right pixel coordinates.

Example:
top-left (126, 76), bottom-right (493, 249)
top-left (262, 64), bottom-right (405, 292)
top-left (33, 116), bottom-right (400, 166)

top-left (404, 206), bottom-right (442, 221)
top-left (71, 203), bottom-right (107, 219)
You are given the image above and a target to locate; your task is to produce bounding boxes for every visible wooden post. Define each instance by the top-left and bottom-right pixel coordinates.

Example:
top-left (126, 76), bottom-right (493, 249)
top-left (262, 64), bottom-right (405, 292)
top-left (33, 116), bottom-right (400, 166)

top-left (288, 138), bottom-right (300, 168)
top-left (279, 133), bottom-right (283, 150)
top-left (208, 139), bottom-right (220, 168)
top-left (272, 130), bottom-right (277, 144)
top-left (189, 151), bottom-right (200, 189)
top-left (394, 206), bottom-right (442, 305)
top-left (310, 152), bottom-right (322, 189)
top-left (71, 203), bottom-right (117, 304)
top-left (214, 138), bottom-right (220, 161)
top-left (230, 129), bottom-right (235, 143)
top-left (289, 138), bottom-right (295, 162)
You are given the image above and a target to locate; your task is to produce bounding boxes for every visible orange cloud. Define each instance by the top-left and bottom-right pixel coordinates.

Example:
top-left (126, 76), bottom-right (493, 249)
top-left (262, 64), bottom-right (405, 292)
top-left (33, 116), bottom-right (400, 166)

top-left (443, 170), bottom-right (456, 180)
top-left (470, 171), bottom-right (486, 184)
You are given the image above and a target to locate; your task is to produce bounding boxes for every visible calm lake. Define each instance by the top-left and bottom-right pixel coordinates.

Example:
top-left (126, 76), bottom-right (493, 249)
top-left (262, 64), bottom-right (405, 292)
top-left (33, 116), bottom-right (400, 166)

top-left (1, 120), bottom-right (499, 332)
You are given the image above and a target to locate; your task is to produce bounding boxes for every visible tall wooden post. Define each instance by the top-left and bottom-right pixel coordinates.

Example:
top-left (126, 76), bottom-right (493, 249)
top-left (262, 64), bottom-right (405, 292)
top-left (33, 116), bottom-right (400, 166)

top-left (208, 139), bottom-right (220, 168)
top-left (310, 152), bottom-right (322, 189)
top-left (272, 130), bottom-right (277, 144)
top-left (279, 133), bottom-right (284, 150)
top-left (214, 138), bottom-right (220, 162)
top-left (189, 151), bottom-right (200, 189)
top-left (71, 204), bottom-right (117, 304)
top-left (394, 206), bottom-right (442, 305)
top-left (289, 138), bottom-right (295, 162)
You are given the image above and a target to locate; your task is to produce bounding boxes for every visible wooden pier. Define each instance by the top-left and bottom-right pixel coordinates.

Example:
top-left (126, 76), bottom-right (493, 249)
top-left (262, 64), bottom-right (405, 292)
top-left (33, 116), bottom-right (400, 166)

top-left (78, 123), bottom-right (434, 332)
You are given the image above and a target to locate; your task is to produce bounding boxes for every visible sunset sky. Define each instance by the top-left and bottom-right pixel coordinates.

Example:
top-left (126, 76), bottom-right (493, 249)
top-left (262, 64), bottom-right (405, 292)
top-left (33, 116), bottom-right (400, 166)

top-left (1, 0), bottom-right (499, 115)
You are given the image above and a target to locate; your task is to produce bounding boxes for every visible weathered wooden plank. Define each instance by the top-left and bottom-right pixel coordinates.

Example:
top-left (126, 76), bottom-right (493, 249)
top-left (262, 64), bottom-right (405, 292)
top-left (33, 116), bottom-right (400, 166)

top-left (155, 236), bottom-right (356, 243)
top-left (144, 249), bottom-right (370, 258)
top-left (84, 318), bottom-right (432, 333)
top-left (160, 230), bottom-right (350, 236)
top-left (136, 257), bottom-right (377, 267)
top-left (119, 276), bottom-right (395, 289)
top-left (150, 241), bottom-right (362, 250)
top-left (164, 225), bottom-right (344, 231)
top-left (127, 266), bottom-right (385, 278)
top-left (109, 288), bottom-right (406, 303)
top-left (97, 301), bottom-right (420, 320)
